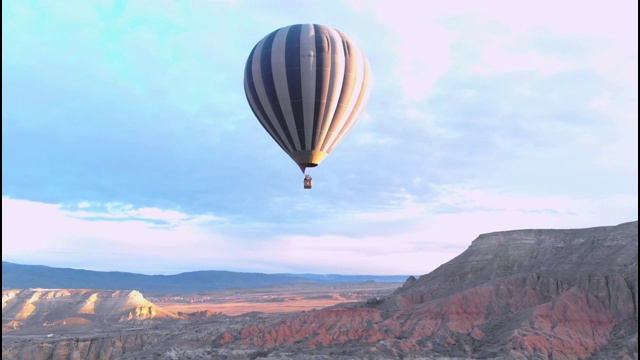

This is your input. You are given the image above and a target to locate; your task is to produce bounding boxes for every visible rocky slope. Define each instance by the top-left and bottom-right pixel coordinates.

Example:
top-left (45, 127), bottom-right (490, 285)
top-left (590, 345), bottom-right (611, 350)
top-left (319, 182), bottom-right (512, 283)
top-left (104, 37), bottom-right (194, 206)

top-left (2, 289), bottom-right (181, 332)
top-left (213, 221), bottom-right (638, 359)
top-left (2, 221), bottom-right (637, 359)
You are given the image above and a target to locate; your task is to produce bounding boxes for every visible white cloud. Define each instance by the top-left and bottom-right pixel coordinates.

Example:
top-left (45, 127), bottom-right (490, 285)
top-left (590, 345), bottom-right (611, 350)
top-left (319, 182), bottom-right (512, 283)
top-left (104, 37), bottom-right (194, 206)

top-left (62, 201), bottom-right (226, 226)
top-left (2, 189), bottom-right (635, 276)
top-left (77, 201), bottom-right (91, 208)
top-left (2, 198), bottom-right (230, 273)
top-left (360, 0), bottom-right (637, 103)
top-left (241, 183), bottom-right (636, 275)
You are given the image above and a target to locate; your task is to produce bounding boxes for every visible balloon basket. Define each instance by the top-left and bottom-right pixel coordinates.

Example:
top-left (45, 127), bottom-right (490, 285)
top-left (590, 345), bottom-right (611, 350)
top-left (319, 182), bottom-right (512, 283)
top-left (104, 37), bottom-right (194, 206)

top-left (304, 175), bottom-right (313, 189)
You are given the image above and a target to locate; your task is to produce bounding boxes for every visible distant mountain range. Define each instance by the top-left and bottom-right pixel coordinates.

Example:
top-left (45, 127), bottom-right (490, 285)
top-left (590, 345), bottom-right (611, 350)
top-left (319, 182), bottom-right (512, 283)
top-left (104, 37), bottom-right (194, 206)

top-left (1, 262), bottom-right (409, 292)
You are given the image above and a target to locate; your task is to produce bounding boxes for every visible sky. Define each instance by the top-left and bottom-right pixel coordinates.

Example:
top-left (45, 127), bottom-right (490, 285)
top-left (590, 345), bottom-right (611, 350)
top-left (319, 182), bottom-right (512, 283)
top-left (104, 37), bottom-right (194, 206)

top-left (2, 0), bottom-right (638, 276)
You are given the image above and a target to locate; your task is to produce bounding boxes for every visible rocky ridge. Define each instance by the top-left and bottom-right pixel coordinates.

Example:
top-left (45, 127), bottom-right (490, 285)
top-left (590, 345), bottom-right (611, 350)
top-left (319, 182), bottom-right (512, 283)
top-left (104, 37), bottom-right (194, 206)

top-left (214, 221), bottom-right (638, 359)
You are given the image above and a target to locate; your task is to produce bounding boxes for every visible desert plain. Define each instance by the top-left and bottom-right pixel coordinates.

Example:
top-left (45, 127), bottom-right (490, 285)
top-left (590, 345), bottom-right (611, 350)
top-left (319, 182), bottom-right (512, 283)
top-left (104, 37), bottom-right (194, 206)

top-left (145, 281), bottom-right (402, 316)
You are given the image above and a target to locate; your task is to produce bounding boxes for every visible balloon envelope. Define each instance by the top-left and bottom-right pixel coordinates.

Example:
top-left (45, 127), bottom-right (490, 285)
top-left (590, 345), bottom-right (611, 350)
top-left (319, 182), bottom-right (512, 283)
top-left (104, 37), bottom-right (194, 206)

top-left (244, 24), bottom-right (371, 173)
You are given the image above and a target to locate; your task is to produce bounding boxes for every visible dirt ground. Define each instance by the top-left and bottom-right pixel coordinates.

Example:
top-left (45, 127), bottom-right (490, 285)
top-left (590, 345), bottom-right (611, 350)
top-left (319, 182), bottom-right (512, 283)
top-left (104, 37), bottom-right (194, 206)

top-left (147, 282), bottom-right (402, 316)
top-left (154, 297), bottom-right (359, 316)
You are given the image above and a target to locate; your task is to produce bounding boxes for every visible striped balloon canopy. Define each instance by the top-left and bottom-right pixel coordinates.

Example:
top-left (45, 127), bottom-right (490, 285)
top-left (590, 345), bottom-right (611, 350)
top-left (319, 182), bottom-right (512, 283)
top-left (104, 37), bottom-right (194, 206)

top-left (244, 24), bottom-right (371, 173)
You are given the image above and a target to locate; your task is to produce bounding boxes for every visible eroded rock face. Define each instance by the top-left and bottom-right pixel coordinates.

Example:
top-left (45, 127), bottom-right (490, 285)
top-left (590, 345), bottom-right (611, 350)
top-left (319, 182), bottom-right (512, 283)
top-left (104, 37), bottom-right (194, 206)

top-left (2, 289), bottom-right (180, 331)
top-left (2, 334), bottom-right (159, 360)
top-left (2, 221), bottom-right (637, 360)
top-left (213, 221), bottom-right (638, 359)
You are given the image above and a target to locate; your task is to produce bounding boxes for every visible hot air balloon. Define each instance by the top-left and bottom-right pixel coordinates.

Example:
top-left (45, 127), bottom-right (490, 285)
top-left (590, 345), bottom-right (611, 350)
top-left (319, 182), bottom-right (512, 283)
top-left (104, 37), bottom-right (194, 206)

top-left (243, 24), bottom-right (371, 189)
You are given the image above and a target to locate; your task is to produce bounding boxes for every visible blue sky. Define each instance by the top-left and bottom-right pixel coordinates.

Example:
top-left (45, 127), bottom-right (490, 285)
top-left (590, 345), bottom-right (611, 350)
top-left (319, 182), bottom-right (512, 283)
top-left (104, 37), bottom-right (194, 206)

top-left (3, 0), bottom-right (637, 276)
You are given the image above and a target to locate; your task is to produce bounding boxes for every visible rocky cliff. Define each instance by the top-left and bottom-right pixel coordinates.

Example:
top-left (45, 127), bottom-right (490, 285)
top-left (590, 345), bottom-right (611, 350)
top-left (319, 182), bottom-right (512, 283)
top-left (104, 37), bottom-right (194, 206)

top-left (215, 221), bottom-right (638, 359)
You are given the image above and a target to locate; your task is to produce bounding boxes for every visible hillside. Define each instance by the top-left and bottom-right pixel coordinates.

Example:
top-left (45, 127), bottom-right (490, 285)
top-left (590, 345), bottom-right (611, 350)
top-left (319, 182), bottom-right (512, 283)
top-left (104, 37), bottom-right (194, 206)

top-left (2, 289), bottom-right (180, 334)
top-left (213, 221), bottom-right (638, 359)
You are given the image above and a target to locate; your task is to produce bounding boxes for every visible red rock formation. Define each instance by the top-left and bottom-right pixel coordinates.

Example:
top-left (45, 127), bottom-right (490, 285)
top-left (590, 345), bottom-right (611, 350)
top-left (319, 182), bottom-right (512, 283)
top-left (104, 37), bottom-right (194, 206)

top-left (214, 221), bottom-right (638, 359)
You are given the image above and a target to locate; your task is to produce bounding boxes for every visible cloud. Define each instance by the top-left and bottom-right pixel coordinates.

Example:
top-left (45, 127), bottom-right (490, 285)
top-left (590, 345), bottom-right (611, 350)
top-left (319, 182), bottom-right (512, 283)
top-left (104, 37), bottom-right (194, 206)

top-left (2, 178), bottom-right (636, 275)
top-left (2, 198), bottom-right (230, 272)
top-left (239, 182), bottom-right (637, 275)
top-left (359, 0), bottom-right (637, 103)
top-left (59, 201), bottom-right (226, 227)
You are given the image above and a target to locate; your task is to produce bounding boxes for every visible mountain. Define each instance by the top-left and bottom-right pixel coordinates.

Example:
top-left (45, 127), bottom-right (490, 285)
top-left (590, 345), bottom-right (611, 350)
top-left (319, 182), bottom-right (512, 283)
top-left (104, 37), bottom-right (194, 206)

top-left (1, 262), bottom-right (408, 292)
top-left (2, 221), bottom-right (637, 359)
top-left (212, 220), bottom-right (638, 359)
